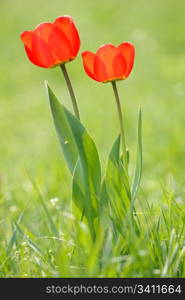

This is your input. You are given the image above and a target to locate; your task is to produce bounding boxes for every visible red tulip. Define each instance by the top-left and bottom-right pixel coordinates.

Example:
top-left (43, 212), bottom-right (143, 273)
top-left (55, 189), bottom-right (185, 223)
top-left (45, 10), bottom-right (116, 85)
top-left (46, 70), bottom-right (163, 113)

top-left (20, 15), bottom-right (80, 68)
top-left (82, 42), bottom-right (135, 82)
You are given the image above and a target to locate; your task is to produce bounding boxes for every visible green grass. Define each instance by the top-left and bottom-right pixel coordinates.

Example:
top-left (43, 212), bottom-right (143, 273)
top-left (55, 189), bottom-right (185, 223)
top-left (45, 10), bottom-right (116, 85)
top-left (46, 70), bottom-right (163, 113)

top-left (0, 0), bottom-right (185, 277)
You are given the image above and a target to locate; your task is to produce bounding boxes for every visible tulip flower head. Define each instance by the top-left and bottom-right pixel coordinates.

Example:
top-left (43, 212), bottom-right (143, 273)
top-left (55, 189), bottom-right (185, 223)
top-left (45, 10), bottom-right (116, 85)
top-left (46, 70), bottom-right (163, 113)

top-left (20, 15), bottom-right (80, 68)
top-left (82, 42), bottom-right (135, 83)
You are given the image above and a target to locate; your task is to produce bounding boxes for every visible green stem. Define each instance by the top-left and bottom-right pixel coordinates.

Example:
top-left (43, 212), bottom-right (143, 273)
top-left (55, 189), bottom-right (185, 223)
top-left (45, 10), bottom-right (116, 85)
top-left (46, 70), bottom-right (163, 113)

top-left (111, 81), bottom-right (128, 172)
top-left (60, 64), bottom-right (80, 120)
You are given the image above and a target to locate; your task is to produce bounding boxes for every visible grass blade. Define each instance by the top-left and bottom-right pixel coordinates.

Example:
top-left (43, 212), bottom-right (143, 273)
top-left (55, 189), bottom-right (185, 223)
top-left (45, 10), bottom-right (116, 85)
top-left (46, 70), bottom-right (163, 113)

top-left (131, 107), bottom-right (143, 204)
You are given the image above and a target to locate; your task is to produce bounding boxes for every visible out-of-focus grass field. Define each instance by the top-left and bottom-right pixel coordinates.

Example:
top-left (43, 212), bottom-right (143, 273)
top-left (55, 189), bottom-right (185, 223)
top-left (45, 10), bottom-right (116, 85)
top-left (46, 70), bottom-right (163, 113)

top-left (0, 0), bottom-right (185, 277)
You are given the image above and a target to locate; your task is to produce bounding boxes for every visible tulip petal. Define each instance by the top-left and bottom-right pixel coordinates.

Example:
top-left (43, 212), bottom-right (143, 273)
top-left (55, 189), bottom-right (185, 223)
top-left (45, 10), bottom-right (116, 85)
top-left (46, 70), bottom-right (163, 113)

top-left (24, 46), bottom-right (48, 68)
top-left (94, 55), bottom-right (108, 82)
top-left (82, 51), bottom-right (97, 81)
top-left (113, 53), bottom-right (127, 79)
top-left (34, 22), bottom-right (53, 42)
top-left (31, 23), bottom-right (57, 67)
top-left (20, 29), bottom-right (52, 68)
top-left (95, 44), bottom-right (118, 80)
top-left (118, 42), bottom-right (135, 77)
top-left (54, 16), bottom-right (80, 57)
top-left (31, 33), bottom-right (56, 68)
top-left (20, 31), bottom-right (33, 50)
top-left (48, 26), bottom-right (73, 63)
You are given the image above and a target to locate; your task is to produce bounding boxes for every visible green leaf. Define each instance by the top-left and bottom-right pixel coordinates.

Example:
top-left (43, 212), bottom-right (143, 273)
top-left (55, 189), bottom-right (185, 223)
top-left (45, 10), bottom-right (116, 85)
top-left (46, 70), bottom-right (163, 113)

top-left (131, 107), bottom-right (143, 204)
top-left (63, 107), bottom-right (101, 208)
top-left (46, 82), bottom-right (78, 173)
top-left (72, 160), bottom-right (97, 220)
top-left (104, 136), bottom-right (131, 234)
top-left (99, 177), bottom-right (109, 213)
top-left (6, 209), bottom-right (25, 255)
top-left (46, 83), bottom-right (101, 238)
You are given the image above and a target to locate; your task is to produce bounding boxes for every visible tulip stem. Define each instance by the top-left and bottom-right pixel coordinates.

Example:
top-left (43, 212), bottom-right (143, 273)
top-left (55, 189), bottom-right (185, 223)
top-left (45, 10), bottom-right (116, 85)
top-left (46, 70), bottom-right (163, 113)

top-left (60, 64), bottom-right (80, 120)
top-left (112, 81), bottom-right (128, 172)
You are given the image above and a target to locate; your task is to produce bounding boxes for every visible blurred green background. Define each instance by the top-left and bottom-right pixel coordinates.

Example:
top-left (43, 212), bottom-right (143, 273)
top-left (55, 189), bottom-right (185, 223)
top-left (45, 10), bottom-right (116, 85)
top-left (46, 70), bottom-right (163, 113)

top-left (0, 0), bottom-right (185, 226)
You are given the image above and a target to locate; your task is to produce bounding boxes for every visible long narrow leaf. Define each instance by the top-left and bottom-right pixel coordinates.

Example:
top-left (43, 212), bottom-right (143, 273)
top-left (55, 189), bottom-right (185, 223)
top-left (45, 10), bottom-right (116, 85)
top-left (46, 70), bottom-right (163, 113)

top-left (131, 107), bottom-right (143, 204)
top-left (46, 82), bottom-right (78, 173)
top-left (6, 208), bottom-right (26, 255)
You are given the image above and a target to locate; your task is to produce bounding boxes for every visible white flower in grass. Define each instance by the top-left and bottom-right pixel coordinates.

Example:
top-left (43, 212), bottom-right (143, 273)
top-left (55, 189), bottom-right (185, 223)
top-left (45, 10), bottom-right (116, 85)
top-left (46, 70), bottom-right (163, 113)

top-left (50, 197), bottom-right (59, 206)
